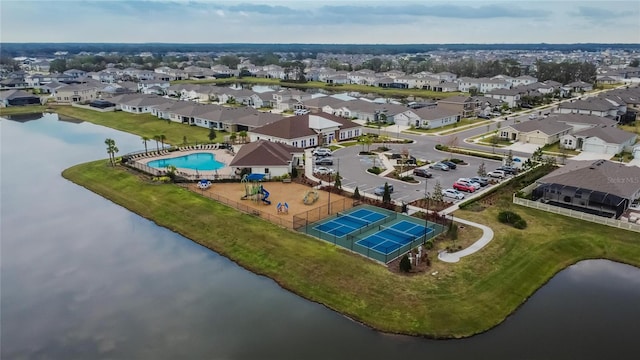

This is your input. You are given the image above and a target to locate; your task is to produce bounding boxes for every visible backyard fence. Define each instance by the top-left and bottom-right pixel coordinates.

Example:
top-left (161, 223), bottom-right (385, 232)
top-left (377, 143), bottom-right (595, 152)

top-left (513, 196), bottom-right (640, 233)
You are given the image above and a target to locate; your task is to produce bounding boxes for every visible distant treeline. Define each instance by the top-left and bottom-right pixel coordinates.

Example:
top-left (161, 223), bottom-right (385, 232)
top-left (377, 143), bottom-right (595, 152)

top-left (2, 43), bottom-right (640, 57)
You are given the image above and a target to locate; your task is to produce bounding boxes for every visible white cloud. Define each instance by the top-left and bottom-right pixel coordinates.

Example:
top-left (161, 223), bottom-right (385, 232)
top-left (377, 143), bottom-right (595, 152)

top-left (0, 0), bottom-right (638, 43)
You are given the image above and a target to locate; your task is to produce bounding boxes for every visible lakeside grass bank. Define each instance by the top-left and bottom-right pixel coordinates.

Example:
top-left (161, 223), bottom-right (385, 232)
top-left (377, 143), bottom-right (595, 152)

top-left (62, 160), bottom-right (640, 338)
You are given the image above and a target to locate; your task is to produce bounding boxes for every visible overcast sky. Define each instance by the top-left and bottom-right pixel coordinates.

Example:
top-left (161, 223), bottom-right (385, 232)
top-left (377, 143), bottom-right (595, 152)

top-left (1, 0), bottom-right (639, 44)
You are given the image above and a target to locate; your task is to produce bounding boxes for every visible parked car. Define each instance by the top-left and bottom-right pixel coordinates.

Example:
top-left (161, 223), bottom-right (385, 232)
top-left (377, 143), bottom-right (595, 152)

top-left (478, 113), bottom-right (491, 119)
top-left (413, 168), bottom-right (432, 178)
top-left (442, 188), bottom-right (465, 200)
top-left (469, 176), bottom-right (490, 187)
top-left (497, 166), bottom-right (519, 175)
top-left (453, 181), bottom-right (476, 193)
top-left (441, 160), bottom-right (457, 169)
top-left (373, 184), bottom-right (394, 196)
top-left (312, 148), bottom-right (332, 157)
top-left (429, 162), bottom-right (450, 171)
top-left (487, 170), bottom-right (506, 178)
top-left (528, 114), bottom-right (538, 120)
top-left (294, 109), bottom-right (309, 115)
top-left (313, 167), bottom-right (334, 175)
top-left (457, 178), bottom-right (481, 189)
top-left (314, 157), bottom-right (334, 165)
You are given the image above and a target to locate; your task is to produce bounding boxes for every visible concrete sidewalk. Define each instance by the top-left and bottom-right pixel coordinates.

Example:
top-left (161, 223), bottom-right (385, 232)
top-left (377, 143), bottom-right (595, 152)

top-left (437, 217), bottom-right (494, 263)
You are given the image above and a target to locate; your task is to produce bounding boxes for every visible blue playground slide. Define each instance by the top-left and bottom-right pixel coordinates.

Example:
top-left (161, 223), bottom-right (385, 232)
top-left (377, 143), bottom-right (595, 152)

top-left (260, 186), bottom-right (271, 205)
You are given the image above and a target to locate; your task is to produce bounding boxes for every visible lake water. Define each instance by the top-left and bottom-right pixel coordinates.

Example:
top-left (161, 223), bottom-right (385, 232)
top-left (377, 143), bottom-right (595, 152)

top-left (2, 113), bottom-right (639, 359)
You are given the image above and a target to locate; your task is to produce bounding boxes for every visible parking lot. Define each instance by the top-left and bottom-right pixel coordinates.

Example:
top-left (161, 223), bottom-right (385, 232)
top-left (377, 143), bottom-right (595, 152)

top-left (320, 144), bottom-right (505, 204)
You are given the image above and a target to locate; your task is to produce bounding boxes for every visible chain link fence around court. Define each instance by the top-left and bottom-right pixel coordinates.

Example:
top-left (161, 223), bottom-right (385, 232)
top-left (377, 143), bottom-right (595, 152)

top-left (297, 205), bottom-right (447, 263)
top-left (292, 198), bottom-right (355, 230)
top-left (180, 184), bottom-right (295, 229)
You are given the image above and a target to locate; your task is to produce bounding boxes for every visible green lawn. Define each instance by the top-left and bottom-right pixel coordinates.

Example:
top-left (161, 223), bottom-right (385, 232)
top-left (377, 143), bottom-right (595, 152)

top-left (620, 123), bottom-right (640, 136)
top-left (173, 77), bottom-right (464, 99)
top-left (0, 105), bottom-right (220, 145)
top-left (63, 160), bottom-right (640, 338)
top-left (541, 142), bottom-right (580, 156)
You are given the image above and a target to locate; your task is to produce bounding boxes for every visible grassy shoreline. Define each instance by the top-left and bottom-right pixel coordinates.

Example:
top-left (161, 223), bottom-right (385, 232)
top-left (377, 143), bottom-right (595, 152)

top-left (62, 160), bottom-right (640, 338)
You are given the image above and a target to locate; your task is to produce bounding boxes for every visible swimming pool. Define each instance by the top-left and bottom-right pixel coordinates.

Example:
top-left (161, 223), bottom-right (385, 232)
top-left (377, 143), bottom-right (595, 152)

top-left (147, 152), bottom-right (224, 171)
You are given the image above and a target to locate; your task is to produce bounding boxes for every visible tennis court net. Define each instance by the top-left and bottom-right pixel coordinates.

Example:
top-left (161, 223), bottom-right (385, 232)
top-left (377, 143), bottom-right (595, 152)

top-left (378, 225), bottom-right (420, 243)
top-left (337, 212), bottom-right (371, 226)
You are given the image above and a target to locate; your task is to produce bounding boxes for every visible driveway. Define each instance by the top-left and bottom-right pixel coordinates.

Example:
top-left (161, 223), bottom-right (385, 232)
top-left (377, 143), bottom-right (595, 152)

top-left (503, 142), bottom-right (541, 154)
top-left (571, 151), bottom-right (613, 161)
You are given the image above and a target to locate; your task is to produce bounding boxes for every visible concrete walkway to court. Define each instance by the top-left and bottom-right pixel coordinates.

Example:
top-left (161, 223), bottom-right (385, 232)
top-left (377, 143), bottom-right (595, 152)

top-left (436, 217), bottom-right (495, 263)
top-left (405, 204), bottom-right (495, 263)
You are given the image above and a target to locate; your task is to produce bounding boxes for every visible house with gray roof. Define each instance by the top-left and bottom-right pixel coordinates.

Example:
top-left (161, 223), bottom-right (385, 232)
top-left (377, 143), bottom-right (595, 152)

top-left (229, 140), bottom-right (303, 178)
top-left (340, 99), bottom-right (406, 123)
top-left (532, 160), bottom-right (640, 218)
top-left (563, 81), bottom-right (593, 95)
top-left (248, 113), bottom-right (363, 148)
top-left (437, 95), bottom-right (477, 118)
top-left (110, 93), bottom-right (174, 113)
top-left (394, 106), bottom-right (461, 129)
top-left (485, 88), bottom-right (522, 108)
top-left (560, 126), bottom-right (637, 155)
top-left (557, 98), bottom-right (620, 119)
top-left (500, 118), bottom-right (572, 145)
top-left (302, 95), bottom-right (346, 113)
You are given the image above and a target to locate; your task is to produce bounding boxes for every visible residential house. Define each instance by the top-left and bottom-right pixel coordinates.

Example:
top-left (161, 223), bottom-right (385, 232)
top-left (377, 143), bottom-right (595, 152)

top-left (248, 113), bottom-right (363, 148)
top-left (485, 88), bottom-right (522, 108)
top-left (111, 93), bottom-right (174, 113)
top-left (563, 81), bottom-right (594, 95)
top-left (433, 72), bottom-right (457, 82)
top-left (432, 82), bottom-right (459, 92)
top-left (51, 84), bottom-right (97, 103)
top-left (437, 96), bottom-right (477, 118)
top-left (249, 92), bottom-right (275, 109)
top-left (557, 98), bottom-right (620, 119)
top-left (532, 160), bottom-right (640, 218)
top-left (138, 79), bottom-right (170, 94)
top-left (63, 69), bottom-right (87, 79)
top-left (560, 126), bottom-right (636, 155)
top-left (0, 89), bottom-right (42, 107)
top-left (508, 75), bottom-right (538, 87)
top-left (302, 96), bottom-right (347, 113)
top-left (341, 100), bottom-right (406, 123)
top-left (229, 140), bottom-right (304, 178)
top-left (321, 100), bottom-right (353, 118)
top-left (499, 118), bottom-right (572, 144)
top-left (394, 106), bottom-right (461, 129)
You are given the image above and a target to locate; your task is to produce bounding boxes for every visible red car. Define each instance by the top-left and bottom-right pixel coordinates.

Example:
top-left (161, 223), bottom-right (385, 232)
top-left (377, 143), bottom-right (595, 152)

top-left (453, 181), bottom-right (476, 193)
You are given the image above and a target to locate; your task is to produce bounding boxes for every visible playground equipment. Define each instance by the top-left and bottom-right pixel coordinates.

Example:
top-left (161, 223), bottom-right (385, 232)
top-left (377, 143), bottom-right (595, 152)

top-left (197, 179), bottom-right (211, 190)
top-left (277, 202), bottom-right (289, 214)
top-left (241, 173), bottom-right (270, 205)
top-left (303, 189), bottom-right (319, 205)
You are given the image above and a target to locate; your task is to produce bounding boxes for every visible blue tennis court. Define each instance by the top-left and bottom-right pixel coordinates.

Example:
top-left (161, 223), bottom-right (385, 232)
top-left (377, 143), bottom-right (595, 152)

top-left (356, 220), bottom-right (434, 255)
top-left (313, 207), bottom-right (389, 238)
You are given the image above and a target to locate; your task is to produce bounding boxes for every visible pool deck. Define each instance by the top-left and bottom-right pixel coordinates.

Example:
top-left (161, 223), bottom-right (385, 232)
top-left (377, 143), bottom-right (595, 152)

top-left (136, 148), bottom-right (236, 179)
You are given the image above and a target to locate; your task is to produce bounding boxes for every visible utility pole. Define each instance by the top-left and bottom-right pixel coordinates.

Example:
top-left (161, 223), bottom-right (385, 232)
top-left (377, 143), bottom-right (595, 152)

top-left (423, 177), bottom-right (429, 244)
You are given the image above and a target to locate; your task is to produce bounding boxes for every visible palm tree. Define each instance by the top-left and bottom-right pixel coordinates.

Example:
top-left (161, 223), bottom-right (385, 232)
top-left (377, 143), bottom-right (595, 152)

top-left (141, 136), bottom-right (150, 154)
top-left (239, 130), bottom-right (248, 143)
top-left (153, 135), bottom-right (161, 152)
top-left (105, 138), bottom-right (119, 166)
top-left (159, 134), bottom-right (166, 149)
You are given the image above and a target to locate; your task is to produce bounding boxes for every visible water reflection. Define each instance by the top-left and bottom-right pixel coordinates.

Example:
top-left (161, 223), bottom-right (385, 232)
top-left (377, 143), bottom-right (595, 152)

top-left (1, 114), bottom-right (638, 359)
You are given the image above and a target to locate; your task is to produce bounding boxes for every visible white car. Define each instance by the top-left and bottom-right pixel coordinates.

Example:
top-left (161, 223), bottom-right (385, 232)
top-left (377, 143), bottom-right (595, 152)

top-left (488, 170), bottom-right (506, 179)
top-left (442, 188), bottom-right (465, 200)
top-left (312, 148), bottom-right (332, 157)
top-left (313, 167), bottom-right (335, 175)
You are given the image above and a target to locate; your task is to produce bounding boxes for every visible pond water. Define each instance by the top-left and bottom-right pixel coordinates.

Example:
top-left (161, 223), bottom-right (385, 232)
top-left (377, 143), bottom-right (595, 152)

top-left (1, 113), bottom-right (638, 359)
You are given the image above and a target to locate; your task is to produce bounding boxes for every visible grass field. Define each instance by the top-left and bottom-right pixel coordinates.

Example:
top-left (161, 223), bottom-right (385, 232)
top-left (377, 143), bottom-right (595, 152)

top-left (63, 160), bottom-right (640, 338)
top-left (173, 77), bottom-right (464, 99)
top-left (0, 105), bottom-right (219, 145)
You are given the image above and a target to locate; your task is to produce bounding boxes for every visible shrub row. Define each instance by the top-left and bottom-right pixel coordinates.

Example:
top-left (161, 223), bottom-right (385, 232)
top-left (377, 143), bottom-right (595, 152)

top-left (435, 144), bottom-right (504, 161)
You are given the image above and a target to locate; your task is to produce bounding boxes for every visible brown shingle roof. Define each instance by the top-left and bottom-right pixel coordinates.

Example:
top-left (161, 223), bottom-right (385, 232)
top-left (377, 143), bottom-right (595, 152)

top-left (229, 140), bottom-right (302, 167)
top-left (250, 113), bottom-right (360, 139)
